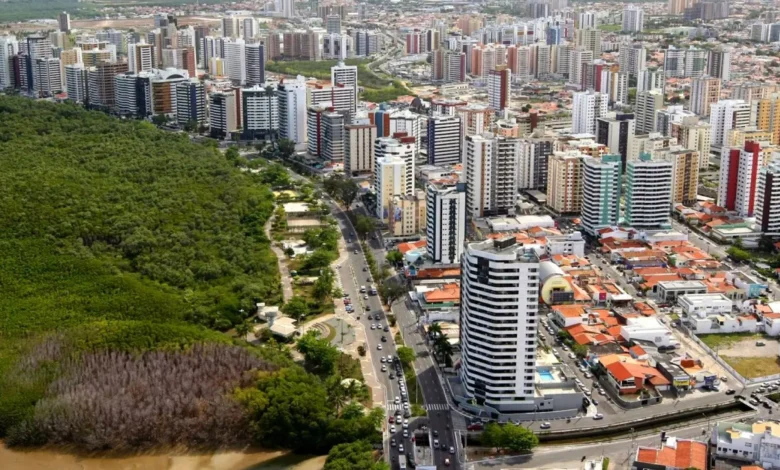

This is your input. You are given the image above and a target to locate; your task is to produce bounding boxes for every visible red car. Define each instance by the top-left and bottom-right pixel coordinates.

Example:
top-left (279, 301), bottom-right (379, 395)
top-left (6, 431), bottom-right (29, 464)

top-left (344, 298), bottom-right (351, 305)
top-left (467, 423), bottom-right (483, 431)
top-left (388, 416), bottom-right (394, 424)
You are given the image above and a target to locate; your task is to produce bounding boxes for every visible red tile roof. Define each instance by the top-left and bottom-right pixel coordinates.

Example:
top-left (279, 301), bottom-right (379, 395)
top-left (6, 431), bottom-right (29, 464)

top-left (635, 440), bottom-right (707, 470)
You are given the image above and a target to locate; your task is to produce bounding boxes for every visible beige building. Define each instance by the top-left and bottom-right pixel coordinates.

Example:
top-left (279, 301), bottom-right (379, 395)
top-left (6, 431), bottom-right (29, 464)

top-left (755, 96), bottom-right (780, 146)
top-left (669, 149), bottom-right (700, 205)
top-left (674, 119), bottom-right (711, 169)
top-left (628, 133), bottom-right (677, 162)
top-left (547, 150), bottom-right (586, 214)
top-left (390, 190), bottom-right (426, 237)
top-left (689, 76), bottom-right (721, 117)
top-left (726, 127), bottom-right (774, 148)
top-left (345, 123), bottom-right (377, 175)
top-left (732, 83), bottom-right (777, 103)
top-left (374, 155), bottom-right (408, 222)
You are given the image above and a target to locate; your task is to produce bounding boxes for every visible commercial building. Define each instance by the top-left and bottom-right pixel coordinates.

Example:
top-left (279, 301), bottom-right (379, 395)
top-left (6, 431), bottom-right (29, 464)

top-left (464, 134), bottom-right (520, 218)
top-left (581, 154), bottom-right (622, 236)
top-left (635, 89), bottom-right (664, 135)
top-left (242, 84), bottom-right (278, 140)
top-left (426, 183), bottom-right (466, 264)
top-left (572, 90), bottom-right (608, 135)
top-left (459, 237), bottom-right (540, 413)
top-left (427, 115), bottom-right (462, 165)
top-left (709, 99), bottom-right (750, 151)
top-left (344, 122), bottom-right (377, 176)
top-left (689, 76), bottom-right (721, 117)
top-left (756, 161), bottom-right (780, 238)
top-left (546, 150), bottom-right (585, 214)
top-left (624, 153), bottom-right (673, 230)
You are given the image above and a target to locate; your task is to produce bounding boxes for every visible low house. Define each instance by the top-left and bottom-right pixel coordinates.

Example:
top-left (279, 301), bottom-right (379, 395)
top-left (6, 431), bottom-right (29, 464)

top-left (634, 437), bottom-right (708, 470)
top-left (712, 420), bottom-right (780, 468)
top-left (620, 317), bottom-right (680, 349)
top-left (597, 354), bottom-right (671, 395)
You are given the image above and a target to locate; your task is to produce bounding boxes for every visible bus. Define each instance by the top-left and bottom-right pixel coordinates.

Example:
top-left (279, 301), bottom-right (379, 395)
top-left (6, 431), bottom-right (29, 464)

top-left (398, 454), bottom-right (406, 469)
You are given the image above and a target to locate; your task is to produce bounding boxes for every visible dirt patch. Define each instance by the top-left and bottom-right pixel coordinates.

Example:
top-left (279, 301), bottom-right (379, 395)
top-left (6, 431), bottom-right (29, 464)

top-left (717, 338), bottom-right (780, 358)
top-left (0, 443), bottom-right (324, 470)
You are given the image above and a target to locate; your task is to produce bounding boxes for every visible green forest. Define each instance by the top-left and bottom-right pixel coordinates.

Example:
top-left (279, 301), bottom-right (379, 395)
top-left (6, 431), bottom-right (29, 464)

top-left (0, 97), bottom-right (385, 467)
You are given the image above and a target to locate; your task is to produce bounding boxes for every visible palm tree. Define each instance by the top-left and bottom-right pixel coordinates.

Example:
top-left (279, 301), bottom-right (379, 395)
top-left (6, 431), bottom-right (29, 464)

top-left (433, 334), bottom-right (453, 364)
top-left (326, 375), bottom-right (348, 417)
top-left (235, 320), bottom-right (252, 340)
top-left (428, 323), bottom-right (442, 340)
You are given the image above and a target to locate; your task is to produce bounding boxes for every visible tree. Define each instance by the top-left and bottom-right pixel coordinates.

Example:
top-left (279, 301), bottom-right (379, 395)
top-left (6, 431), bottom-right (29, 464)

top-left (260, 163), bottom-right (291, 187)
top-left (183, 119), bottom-right (199, 132)
top-left (304, 248), bottom-right (336, 271)
top-left (397, 346), bottom-right (416, 367)
top-left (296, 330), bottom-right (340, 376)
top-left (354, 215), bottom-right (375, 238)
top-left (277, 138), bottom-right (296, 159)
top-left (481, 423), bottom-right (539, 452)
top-left (324, 440), bottom-right (388, 470)
top-left (380, 281), bottom-right (407, 306)
top-left (235, 319), bottom-right (252, 340)
top-left (151, 114), bottom-right (168, 126)
top-left (283, 296), bottom-right (310, 324)
top-left (727, 246), bottom-right (752, 263)
top-left (313, 268), bottom-right (335, 300)
top-left (225, 146), bottom-right (241, 163)
top-left (572, 343), bottom-right (589, 358)
top-left (759, 235), bottom-right (777, 253)
top-left (357, 345), bottom-right (366, 357)
top-left (428, 323), bottom-right (442, 339)
top-left (386, 250), bottom-right (403, 264)
top-left (338, 179), bottom-right (359, 207)
top-left (734, 237), bottom-right (744, 249)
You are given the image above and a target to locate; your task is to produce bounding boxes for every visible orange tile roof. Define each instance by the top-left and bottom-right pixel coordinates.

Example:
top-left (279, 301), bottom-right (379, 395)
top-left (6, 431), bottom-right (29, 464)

top-left (553, 304), bottom-right (587, 317)
top-left (630, 345), bottom-right (647, 356)
top-left (398, 240), bottom-right (427, 254)
top-left (636, 440), bottom-right (707, 470)
top-left (424, 284), bottom-right (460, 303)
top-left (414, 267), bottom-right (460, 279)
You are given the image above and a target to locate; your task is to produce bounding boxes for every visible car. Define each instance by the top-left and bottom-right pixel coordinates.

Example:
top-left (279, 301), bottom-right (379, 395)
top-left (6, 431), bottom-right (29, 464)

top-left (370, 324), bottom-right (376, 330)
top-left (403, 429), bottom-right (409, 438)
top-left (388, 355), bottom-right (393, 362)
top-left (395, 396), bottom-right (400, 404)
top-left (389, 373), bottom-right (395, 379)
top-left (578, 366), bottom-right (587, 372)
top-left (377, 344), bottom-right (383, 350)
top-left (403, 419), bottom-right (409, 426)
top-left (592, 399), bottom-right (599, 406)
top-left (381, 357), bottom-right (386, 363)
top-left (467, 423), bottom-right (484, 431)
top-left (540, 422), bottom-right (551, 429)
top-left (384, 326), bottom-right (390, 332)
top-left (726, 389), bottom-right (736, 395)
top-left (584, 372), bottom-right (592, 379)
top-left (381, 365), bottom-right (387, 372)
top-left (598, 389), bottom-right (606, 395)
top-left (593, 414), bottom-right (604, 420)
top-left (395, 409), bottom-right (402, 417)
top-left (389, 416), bottom-right (394, 424)
top-left (720, 376), bottom-right (728, 382)
top-left (381, 336), bottom-right (387, 342)
top-left (390, 425), bottom-right (396, 433)
top-left (449, 446), bottom-right (455, 454)
top-left (433, 439), bottom-right (440, 449)
top-left (390, 438), bottom-right (396, 447)
top-left (403, 403), bottom-right (409, 410)
top-left (444, 458), bottom-right (451, 466)
top-left (433, 430), bottom-right (439, 437)
top-left (354, 250), bottom-right (358, 254)
top-left (764, 402), bottom-right (773, 409)
top-left (403, 410), bottom-right (411, 418)
top-left (362, 267), bottom-right (367, 271)
top-left (399, 444), bottom-right (404, 453)
top-left (363, 295), bottom-right (369, 300)
top-left (568, 353), bottom-right (577, 359)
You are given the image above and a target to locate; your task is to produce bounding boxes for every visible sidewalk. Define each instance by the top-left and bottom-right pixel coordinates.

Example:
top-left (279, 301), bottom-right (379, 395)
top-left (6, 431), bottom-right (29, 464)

top-left (264, 213), bottom-right (293, 302)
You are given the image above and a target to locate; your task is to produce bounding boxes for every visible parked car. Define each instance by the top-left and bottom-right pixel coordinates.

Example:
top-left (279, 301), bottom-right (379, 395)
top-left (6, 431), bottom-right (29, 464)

top-left (593, 414), bottom-right (604, 420)
top-left (540, 422), bottom-right (551, 429)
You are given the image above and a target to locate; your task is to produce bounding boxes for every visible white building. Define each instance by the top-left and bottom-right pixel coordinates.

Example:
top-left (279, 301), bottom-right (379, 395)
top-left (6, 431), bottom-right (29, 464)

top-left (622, 5), bottom-right (644, 33)
top-left (276, 75), bottom-right (308, 144)
top-left (375, 155), bottom-right (408, 220)
top-left (620, 316), bottom-right (679, 348)
top-left (376, 135), bottom-right (416, 196)
top-left (546, 232), bottom-right (586, 257)
top-left (0, 36), bottom-right (20, 89)
top-left (464, 134), bottom-right (519, 218)
top-left (709, 99), bottom-right (751, 151)
top-left (582, 154), bottom-right (622, 236)
top-left (624, 153), bottom-right (673, 230)
top-left (308, 84), bottom-right (356, 115)
top-left (245, 42), bottom-right (265, 86)
top-left (459, 237), bottom-right (541, 412)
top-left (65, 63), bottom-right (87, 103)
top-left (175, 80), bottom-right (207, 127)
top-left (635, 89), bottom-right (664, 135)
top-left (331, 61), bottom-right (358, 113)
top-left (389, 109), bottom-right (423, 154)
top-left (209, 90), bottom-right (239, 139)
top-left (637, 68), bottom-right (664, 93)
top-left (618, 43), bottom-right (646, 77)
top-left (426, 183), bottom-right (466, 264)
top-left (664, 46), bottom-right (707, 78)
top-left (243, 84), bottom-right (279, 140)
top-left (223, 38), bottom-right (247, 85)
top-left (679, 293), bottom-right (733, 316)
top-left (712, 420), bottom-right (780, 467)
top-left (344, 122), bottom-right (377, 175)
top-left (572, 90), bottom-right (608, 135)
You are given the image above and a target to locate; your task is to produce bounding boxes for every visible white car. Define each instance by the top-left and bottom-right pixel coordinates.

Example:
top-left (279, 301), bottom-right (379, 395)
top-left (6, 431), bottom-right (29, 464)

top-left (377, 344), bottom-right (383, 350)
top-left (399, 444), bottom-right (404, 453)
top-left (380, 357), bottom-right (386, 363)
top-left (433, 439), bottom-right (440, 449)
top-left (540, 422), bottom-right (551, 429)
top-left (568, 353), bottom-right (577, 359)
top-left (403, 429), bottom-right (409, 438)
top-left (593, 414), bottom-right (604, 420)
top-left (395, 396), bottom-right (400, 404)
top-left (584, 372), bottom-right (592, 379)
top-left (390, 425), bottom-right (396, 433)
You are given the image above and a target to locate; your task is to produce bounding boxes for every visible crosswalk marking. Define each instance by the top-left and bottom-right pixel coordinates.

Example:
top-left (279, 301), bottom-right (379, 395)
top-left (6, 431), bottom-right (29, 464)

top-left (385, 403), bottom-right (449, 411)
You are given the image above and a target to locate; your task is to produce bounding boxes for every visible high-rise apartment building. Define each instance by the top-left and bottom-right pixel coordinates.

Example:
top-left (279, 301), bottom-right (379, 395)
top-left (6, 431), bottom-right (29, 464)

top-left (426, 183), bottom-right (466, 264)
top-left (547, 150), bottom-right (585, 214)
top-left (0, 36), bottom-right (20, 89)
top-left (459, 237), bottom-right (540, 412)
top-left (756, 161), bottom-right (780, 238)
top-left (376, 134), bottom-right (416, 197)
top-left (676, 120), bottom-right (712, 169)
top-left (596, 112), bottom-right (635, 169)
top-left (637, 68), bottom-right (665, 93)
top-left (568, 48), bottom-right (593, 90)
top-left (622, 5), bottom-right (644, 33)
top-left (755, 97), bottom-right (780, 146)
top-left (618, 43), bottom-right (646, 77)
top-left (635, 89), bottom-right (664, 135)
top-left (709, 99), bottom-right (751, 150)
top-left (242, 84), bottom-right (278, 140)
top-left (86, 61), bottom-right (128, 110)
top-left (707, 47), bottom-right (731, 82)
top-left (690, 76), bottom-right (721, 117)
top-left (624, 153), bottom-right (673, 229)
top-left (331, 61), bottom-right (358, 113)
top-left (276, 75), bottom-right (308, 144)
top-left (58, 12), bottom-right (71, 33)
top-left (222, 16), bottom-right (241, 39)
top-left (582, 154), bottom-right (622, 235)
top-left (578, 11), bottom-right (597, 29)
top-left (209, 90), bottom-right (240, 139)
top-left (718, 141), bottom-right (762, 217)
top-left (732, 83), bottom-right (776, 103)
top-left (308, 84), bottom-right (357, 116)
top-left (599, 68), bottom-right (629, 105)
top-left (431, 49), bottom-right (466, 83)
top-left (575, 28), bottom-right (601, 56)
top-left (572, 90), bottom-right (608, 135)
top-left (224, 39), bottom-right (247, 85)
top-left (427, 115), bottom-right (462, 165)
top-left (345, 122), bottom-right (377, 175)
top-left (175, 80), bottom-right (207, 128)
top-left (128, 43), bottom-right (154, 74)
top-left (488, 66), bottom-right (511, 112)
top-left (65, 63), bottom-right (88, 103)
top-left (374, 155), bottom-right (408, 220)
top-left (669, 149), bottom-right (700, 205)
top-left (245, 43), bottom-right (265, 86)
top-left (464, 134), bottom-right (519, 218)
top-left (663, 46), bottom-right (707, 78)
top-left (326, 14), bottom-right (342, 35)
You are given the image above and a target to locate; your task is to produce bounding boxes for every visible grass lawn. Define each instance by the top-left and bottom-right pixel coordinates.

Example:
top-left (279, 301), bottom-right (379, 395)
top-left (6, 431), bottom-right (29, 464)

top-left (598, 24), bottom-right (622, 32)
top-left (722, 356), bottom-right (780, 379)
top-left (697, 332), bottom-right (765, 350)
top-left (323, 323), bottom-right (337, 342)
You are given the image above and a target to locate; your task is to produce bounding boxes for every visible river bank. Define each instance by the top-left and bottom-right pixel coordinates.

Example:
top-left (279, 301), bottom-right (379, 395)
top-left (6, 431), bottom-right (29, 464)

top-left (0, 443), bottom-right (326, 470)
